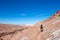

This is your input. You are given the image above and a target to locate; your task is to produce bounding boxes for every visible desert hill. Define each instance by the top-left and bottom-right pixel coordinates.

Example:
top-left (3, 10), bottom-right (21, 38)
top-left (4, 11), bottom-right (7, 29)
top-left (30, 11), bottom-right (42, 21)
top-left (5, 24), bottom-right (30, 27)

top-left (0, 10), bottom-right (60, 40)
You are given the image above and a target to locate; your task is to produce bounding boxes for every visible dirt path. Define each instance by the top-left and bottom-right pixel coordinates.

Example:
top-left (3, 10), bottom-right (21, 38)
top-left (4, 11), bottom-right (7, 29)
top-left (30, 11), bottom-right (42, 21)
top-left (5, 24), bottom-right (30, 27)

top-left (10, 26), bottom-right (40, 40)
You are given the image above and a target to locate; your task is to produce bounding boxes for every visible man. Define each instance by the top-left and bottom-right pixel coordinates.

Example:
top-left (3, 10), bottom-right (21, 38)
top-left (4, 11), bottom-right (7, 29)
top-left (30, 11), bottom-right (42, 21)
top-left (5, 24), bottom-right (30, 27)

top-left (40, 24), bottom-right (43, 32)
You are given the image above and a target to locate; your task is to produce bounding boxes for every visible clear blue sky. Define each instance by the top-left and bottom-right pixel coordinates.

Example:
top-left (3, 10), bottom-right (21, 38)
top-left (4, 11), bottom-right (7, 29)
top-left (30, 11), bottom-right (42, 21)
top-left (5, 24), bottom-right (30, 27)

top-left (0, 0), bottom-right (60, 24)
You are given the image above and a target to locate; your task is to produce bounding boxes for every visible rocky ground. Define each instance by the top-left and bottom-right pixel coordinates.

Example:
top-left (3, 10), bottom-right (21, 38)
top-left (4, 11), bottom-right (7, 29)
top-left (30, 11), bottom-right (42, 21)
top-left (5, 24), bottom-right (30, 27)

top-left (0, 10), bottom-right (60, 40)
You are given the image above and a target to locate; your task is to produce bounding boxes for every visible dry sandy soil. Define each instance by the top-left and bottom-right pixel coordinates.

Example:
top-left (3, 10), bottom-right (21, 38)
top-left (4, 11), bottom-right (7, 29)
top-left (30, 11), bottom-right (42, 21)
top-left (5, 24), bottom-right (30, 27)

top-left (0, 10), bottom-right (60, 40)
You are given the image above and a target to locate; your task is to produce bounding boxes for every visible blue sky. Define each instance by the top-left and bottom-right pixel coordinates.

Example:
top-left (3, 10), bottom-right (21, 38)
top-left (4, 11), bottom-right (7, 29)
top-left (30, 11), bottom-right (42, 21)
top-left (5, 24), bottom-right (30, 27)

top-left (0, 0), bottom-right (60, 24)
